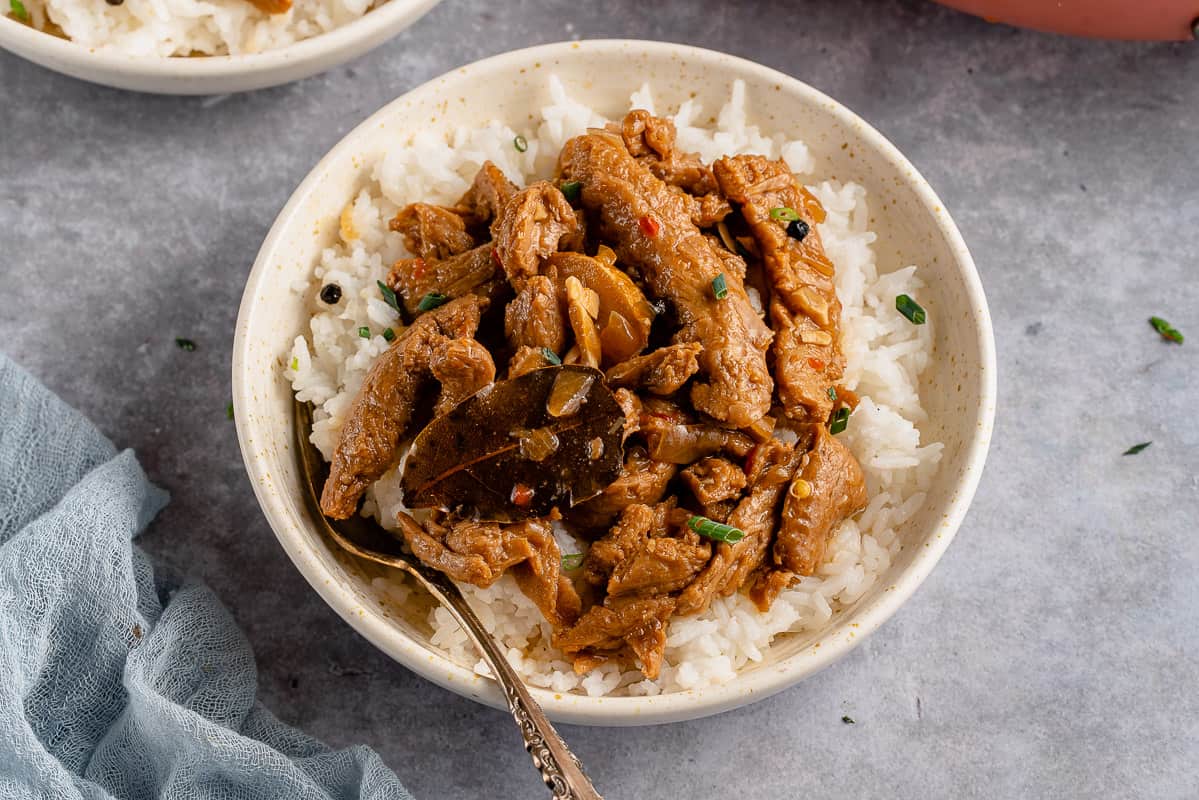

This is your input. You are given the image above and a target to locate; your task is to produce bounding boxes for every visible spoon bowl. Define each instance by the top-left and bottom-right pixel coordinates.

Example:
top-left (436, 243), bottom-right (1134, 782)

top-left (292, 400), bottom-right (602, 800)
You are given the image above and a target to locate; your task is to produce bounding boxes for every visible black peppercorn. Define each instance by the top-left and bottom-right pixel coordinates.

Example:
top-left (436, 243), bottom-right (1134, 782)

top-left (786, 218), bottom-right (810, 242)
top-left (319, 283), bottom-right (342, 304)
top-left (105, 0), bottom-right (124, 6)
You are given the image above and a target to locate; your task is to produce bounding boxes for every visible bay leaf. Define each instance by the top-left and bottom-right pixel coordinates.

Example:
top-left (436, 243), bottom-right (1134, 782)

top-left (400, 365), bottom-right (626, 521)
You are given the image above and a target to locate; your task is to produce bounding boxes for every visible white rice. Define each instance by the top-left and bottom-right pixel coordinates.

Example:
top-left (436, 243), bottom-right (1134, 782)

top-left (22, 0), bottom-right (379, 56)
top-left (288, 76), bottom-right (943, 697)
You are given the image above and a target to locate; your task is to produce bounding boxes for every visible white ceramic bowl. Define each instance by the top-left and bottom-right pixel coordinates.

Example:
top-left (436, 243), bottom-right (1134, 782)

top-left (0, 0), bottom-right (440, 94)
top-left (233, 39), bottom-right (996, 726)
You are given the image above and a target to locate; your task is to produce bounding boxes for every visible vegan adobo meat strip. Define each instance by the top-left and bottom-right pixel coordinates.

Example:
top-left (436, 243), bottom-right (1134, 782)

top-left (604, 342), bottom-right (703, 396)
top-left (320, 296), bottom-right (484, 518)
top-left (455, 161), bottom-right (520, 229)
top-left (396, 513), bottom-right (580, 627)
top-left (389, 203), bottom-right (476, 262)
top-left (505, 274), bottom-right (568, 355)
top-left (553, 594), bottom-right (676, 679)
top-left (713, 154), bottom-right (843, 422)
top-left (676, 440), bottom-right (798, 615)
top-left (387, 244), bottom-right (500, 316)
top-left (774, 424), bottom-right (868, 576)
top-left (491, 182), bottom-right (580, 290)
top-left (430, 337), bottom-right (495, 416)
top-left (570, 447), bottom-right (677, 530)
top-left (559, 130), bottom-right (773, 427)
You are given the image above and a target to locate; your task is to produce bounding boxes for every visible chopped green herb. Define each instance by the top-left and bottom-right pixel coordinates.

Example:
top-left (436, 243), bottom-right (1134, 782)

top-left (382, 327), bottom-right (396, 342)
top-left (225, 402), bottom-right (234, 420)
top-left (290, 356), bottom-right (299, 370)
top-left (10, 0), bottom-right (28, 20)
top-left (377, 280), bottom-right (402, 315)
top-left (175, 338), bottom-right (196, 351)
top-left (830, 406), bottom-right (851, 435)
top-left (1149, 316), bottom-right (1183, 344)
top-left (561, 553), bottom-right (585, 571)
top-left (769, 206), bottom-right (800, 222)
top-left (827, 386), bottom-right (838, 402)
top-left (687, 516), bottom-right (745, 544)
top-left (560, 180), bottom-right (582, 203)
top-left (786, 218), bottom-right (810, 241)
top-left (358, 326), bottom-right (370, 339)
top-left (712, 273), bottom-right (728, 300)
top-left (1123, 442), bottom-right (1152, 456)
top-left (416, 292), bottom-right (449, 312)
top-left (541, 347), bottom-right (562, 365)
top-left (513, 134), bottom-right (528, 153)
top-left (841, 715), bottom-right (855, 725)
top-left (895, 294), bottom-right (926, 325)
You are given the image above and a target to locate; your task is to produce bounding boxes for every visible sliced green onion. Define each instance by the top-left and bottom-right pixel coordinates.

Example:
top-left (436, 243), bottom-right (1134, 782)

top-left (377, 280), bottom-right (402, 315)
top-left (769, 206), bottom-right (800, 222)
top-left (290, 356), bottom-right (299, 370)
top-left (687, 516), bottom-right (745, 544)
top-left (225, 402), bottom-right (234, 420)
top-left (1123, 442), bottom-right (1152, 456)
top-left (561, 553), bottom-right (585, 570)
top-left (513, 134), bottom-right (528, 153)
top-left (712, 273), bottom-right (728, 300)
top-left (10, 0), bottom-right (27, 20)
top-left (416, 292), bottom-right (449, 312)
top-left (1149, 316), bottom-right (1183, 344)
top-left (560, 180), bottom-right (582, 203)
top-left (895, 294), bottom-right (926, 325)
top-left (175, 338), bottom-right (196, 351)
top-left (358, 326), bottom-right (370, 339)
top-left (827, 387), bottom-right (837, 402)
top-left (541, 347), bottom-right (562, 365)
top-left (830, 406), bottom-right (851, 435)
top-left (842, 715), bottom-right (855, 725)
top-left (382, 327), bottom-right (396, 342)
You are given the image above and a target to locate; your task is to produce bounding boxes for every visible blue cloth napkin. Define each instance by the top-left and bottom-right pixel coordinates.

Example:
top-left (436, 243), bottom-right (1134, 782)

top-left (0, 354), bottom-right (412, 800)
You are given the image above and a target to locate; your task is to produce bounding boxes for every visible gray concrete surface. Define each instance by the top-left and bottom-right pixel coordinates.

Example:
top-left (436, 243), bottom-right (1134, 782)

top-left (2, 1), bottom-right (1197, 797)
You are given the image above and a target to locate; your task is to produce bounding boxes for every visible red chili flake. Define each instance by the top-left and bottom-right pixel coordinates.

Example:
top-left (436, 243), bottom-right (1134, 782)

top-left (491, 248), bottom-right (503, 268)
top-left (411, 258), bottom-right (427, 280)
top-left (808, 357), bottom-right (826, 371)
top-left (639, 215), bottom-right (660, 238)
top-left (510, 483), bottom-right (535, 507)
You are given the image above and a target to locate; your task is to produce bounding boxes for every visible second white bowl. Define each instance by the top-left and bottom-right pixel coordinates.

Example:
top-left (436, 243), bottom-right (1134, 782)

top-left (0, 0), bottom-right (440, 94)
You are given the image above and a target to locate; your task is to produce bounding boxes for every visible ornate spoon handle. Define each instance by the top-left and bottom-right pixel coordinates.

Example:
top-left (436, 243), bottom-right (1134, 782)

top-left (411, 566), bottom-right (603, 800)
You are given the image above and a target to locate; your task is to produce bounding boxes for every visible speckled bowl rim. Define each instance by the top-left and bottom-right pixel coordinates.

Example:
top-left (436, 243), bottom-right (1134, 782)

top-left (234, 39), bottom-right (996, 726)
top-left (0, 0), bottom-right (440, 93)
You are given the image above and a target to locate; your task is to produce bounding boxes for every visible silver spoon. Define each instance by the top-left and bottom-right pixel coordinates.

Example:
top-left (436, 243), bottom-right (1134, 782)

top-left (294, 399), bottom-right (603, 800)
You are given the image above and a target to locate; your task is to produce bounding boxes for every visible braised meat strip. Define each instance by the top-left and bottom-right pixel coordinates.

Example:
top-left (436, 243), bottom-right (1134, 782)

top-left (713, 155), bottom-right (843, 423)
top-left (396, 513), bottom-right (580, 627)
top-left (559, 129), bottom-right (774, 428)
top-left (389, 203), bottom-right (475, 261)
top-left (320, 296), bottom-right (487, 519)
top-left (491, 182), bottom-right (580, 290)
top-left (774, 425), bottom-right (868, 576)
top-left (456, 161), bottom-right (520, 229)
top-left (605, 342), bottom-right (702, 396)
top-left (387, 244), bottom-right (500, 316)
